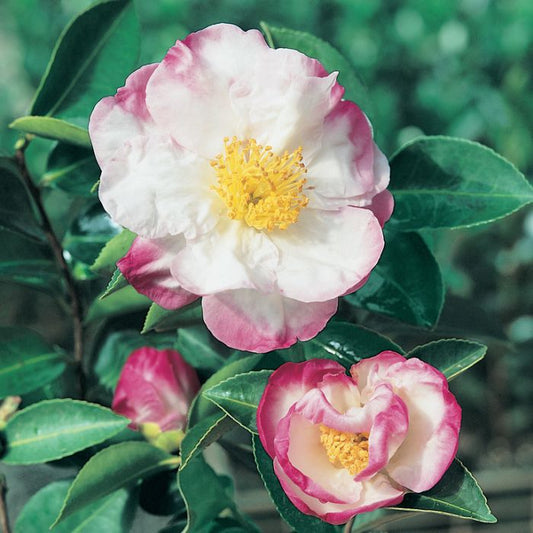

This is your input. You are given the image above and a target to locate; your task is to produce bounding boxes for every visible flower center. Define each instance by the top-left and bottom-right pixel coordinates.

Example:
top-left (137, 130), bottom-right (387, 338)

top-left (319, 425), bottom-right (370, 476)
top-left (210, 137), bottom-right (309, 231)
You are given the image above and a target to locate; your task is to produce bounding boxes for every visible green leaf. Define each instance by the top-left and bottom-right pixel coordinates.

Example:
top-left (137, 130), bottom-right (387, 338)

top-left (54, 441), bottom-right (178, 525)
top-left (188, 354), bottom-right (264, 427)
top-left (0, 327), bottom-right (66, 397)
top-left (180, 412), bottom-right (235, 468)
top-left (175, 325), bottom-right (228, 372)
top-left (345, 231), bottom-right (444, 327)
top-left (389, 136), bottom-right (533, 230)
top-left (0, 230), bottom-right (62, 295)
top-left (42, 143), bottom-right (100, 197)
top-left (407, 339), bottom-right (487, 380)
top-left (2, 399), bottom-right (129, 464)
top-left (261, 23), bottom-right (373, 118)
top-left (393, 459), bottom-right (496, 523)
top-left (253, 435), bottom-right (341, 533)
top-left (139, 469), bottom-right (185, 517)
top-left (9, 116), bottom-right (91, 147)
top-left (0, 157), bottom-right (42, 241)
top-left (302, 321), bottom-right (404, 367)
top-left (142, 301), bottom-right (203, 334)
top-left (30, 0), bottom-right (140, 125)
top-left (85, 285), bottom-right (151, 323)
top-left (101, 268), bottom-right (129, 298)
top-left (178, 454), bottom-right (250, 533)
top-left (14, 480), bottom-right (135, 533)
top-left (63, 203), bottom-right (121, 269)
top-left (91, 228), bottom-right (135, 273)
top-left (203, 370), bottom-right (273, 434)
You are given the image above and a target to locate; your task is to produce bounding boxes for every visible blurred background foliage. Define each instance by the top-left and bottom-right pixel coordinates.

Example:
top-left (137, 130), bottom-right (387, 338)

top-left (0, 0), bottom-right (531, 472)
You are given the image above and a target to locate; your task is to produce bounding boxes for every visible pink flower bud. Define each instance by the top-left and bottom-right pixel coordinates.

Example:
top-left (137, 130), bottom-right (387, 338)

top-left (112, 347), bottom-right (200, 432)
top-left (257, 353), bottom-right (461, 524)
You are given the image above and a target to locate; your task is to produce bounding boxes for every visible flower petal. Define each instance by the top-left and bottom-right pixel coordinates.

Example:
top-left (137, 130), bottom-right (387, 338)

top-left (99, 135), bottom-right (218, 240)
top-left (257, 359), bottom-right (345, 456)
top-left (146, 23), bottom-right (340, 159)
top-left (89, 63), bottom-right (157, 168)
top-left (271, 207), bottom-right (384, 302)
top-left (202, 290), bottom-right (337, 353)
top-left (172, 219), bottom-right (278, 295)
top-left (273, 457), bottom-right (404, 525)
top-left (383, 358), bottom-right (461, 492)
top-left (118, 236), bottom-right (198, 310)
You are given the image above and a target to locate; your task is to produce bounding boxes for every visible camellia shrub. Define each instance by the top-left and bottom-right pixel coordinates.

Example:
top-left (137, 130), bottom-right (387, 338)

top-left (1, 1), bottom-right (532, 532)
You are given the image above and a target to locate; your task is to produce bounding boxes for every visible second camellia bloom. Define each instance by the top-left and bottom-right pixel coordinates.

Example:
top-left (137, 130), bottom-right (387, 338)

top-left (90, 23), bottom-right (393, 352)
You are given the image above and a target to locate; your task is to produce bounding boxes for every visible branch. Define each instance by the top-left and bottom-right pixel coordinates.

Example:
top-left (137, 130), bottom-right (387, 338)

top-left (14, 139), bottom-right (85, 391)
top-left (0, 475), bottom-right (10, 533)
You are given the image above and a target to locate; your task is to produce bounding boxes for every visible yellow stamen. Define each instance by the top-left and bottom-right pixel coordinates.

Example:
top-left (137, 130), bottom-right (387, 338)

top-left (211, 137), bottom-right (309, 231)
top-left (319, 425), bottom-right (370, 476)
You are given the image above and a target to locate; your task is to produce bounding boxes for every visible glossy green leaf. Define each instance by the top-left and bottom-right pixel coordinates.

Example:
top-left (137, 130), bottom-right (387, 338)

top-left (63, 203), bottom-right (121, 269)
top-left (179, 454), bottom-right (251, 533)
top-left (100, 268), bottom-right (129, 298)
top-left (302, 321), bottom-right (404, 367)
top-left (0, 327), bottom-right (66, 397)
top-left (345, 231), bottom-right (444, 327)
top-left (407, 339), bottom-right (487, 380)
top-left (180, 412), bottom-right (234, 468)
top-left (30, 0), bottom-right (140, 125)
top-left (9, 116), bottom-right (91, 147)
top-left (42, 143), bottom-right (100, 196)
top-left (389, 136), bottom-right (533, 230)
top-left (85, 285), bottom-right (151, 323)
top-left (261, 23), bottom-right (373, 118)
top-left (2, 399), bottom-right (129, 464)
top-left (91, 228), bottom-right (135, 273)
top-left (142, 301), bottom-right (203, 334)
top-left (188, 354), bottom-right (264, 427)
top-left (14, 480), bottom-right (135, 533)
top-left (393, 459), bottom-right (496, 523)
top-left (0, 258), bottom-right (62, 295)
top-left (203, 370), bottom-right (273, 434)
top-left (0, 157), bottom-right (42, 241)
top-left (54, 441), bottom-right (178, 525)
top-left (175, 324), bottom-right (228, 372)
top-left (253, 435), bottom-right (341, 533)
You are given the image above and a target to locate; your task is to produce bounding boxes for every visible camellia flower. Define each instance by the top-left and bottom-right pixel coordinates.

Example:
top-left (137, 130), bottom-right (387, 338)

top-left (90, 24), bottom-right (393, 352)
top-left (112, 346), bottom-right (200, 436)
top-left (256, 353), bottom-right (461, 524)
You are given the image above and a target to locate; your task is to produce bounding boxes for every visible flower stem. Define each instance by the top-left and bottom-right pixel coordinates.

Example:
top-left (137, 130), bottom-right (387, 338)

top-left (14, 138), bottom-right (85, 393)
top-left (0, 475), bottom-right (11, 533)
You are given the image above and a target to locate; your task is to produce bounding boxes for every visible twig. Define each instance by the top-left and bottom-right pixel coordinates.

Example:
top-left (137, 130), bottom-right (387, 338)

top-left (0, 475), bottom-right (11, 533)
top-left (14, 138), bottom-right (85, 392)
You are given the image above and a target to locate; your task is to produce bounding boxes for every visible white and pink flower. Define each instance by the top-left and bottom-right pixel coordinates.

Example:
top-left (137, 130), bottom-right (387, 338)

top-left (257, 353), bottom-right (461, 524)
top-left (90, 23), bottom-right (393, 352)
top-left (112, 346), bottom-right (200, 432)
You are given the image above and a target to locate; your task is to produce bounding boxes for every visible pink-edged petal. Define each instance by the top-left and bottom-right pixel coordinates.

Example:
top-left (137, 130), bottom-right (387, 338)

top-left (362, 189), bottom-right (394, 227)
top-left (317, 372), bottom-right (362, 412)
top-left (99, 135), bottom-right (218, 240)
top-left (273, 457), bottom-right (405, 525)
top-left (172, 218), bottom-right (278, 295)
top-left (271, 207), bottom-right (384, 302)
top-left (257, 359), bottom-right (345, 456)
top-left (146, 23), bottom-right (340, 159)
top-left (349, 351), bottom-right (406, 393)
top-left (89, 64), bottom-right (158, 168)
top-left (276, 408), bottom-right (362, 505)
top-left (118, 236), bottom-right (198, 310)
top-left (305, 102), bottom-right (389, 209)
top-left (202, 290), bottom-right (338, 353)
top-left (384, 358), bottom-right (461, 492)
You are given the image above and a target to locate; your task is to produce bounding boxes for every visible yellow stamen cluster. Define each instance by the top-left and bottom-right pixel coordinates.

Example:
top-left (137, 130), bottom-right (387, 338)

top-left (211, 137), bottom-right (309, 231)
top-left (319, 425), bottom-right (370, 476)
